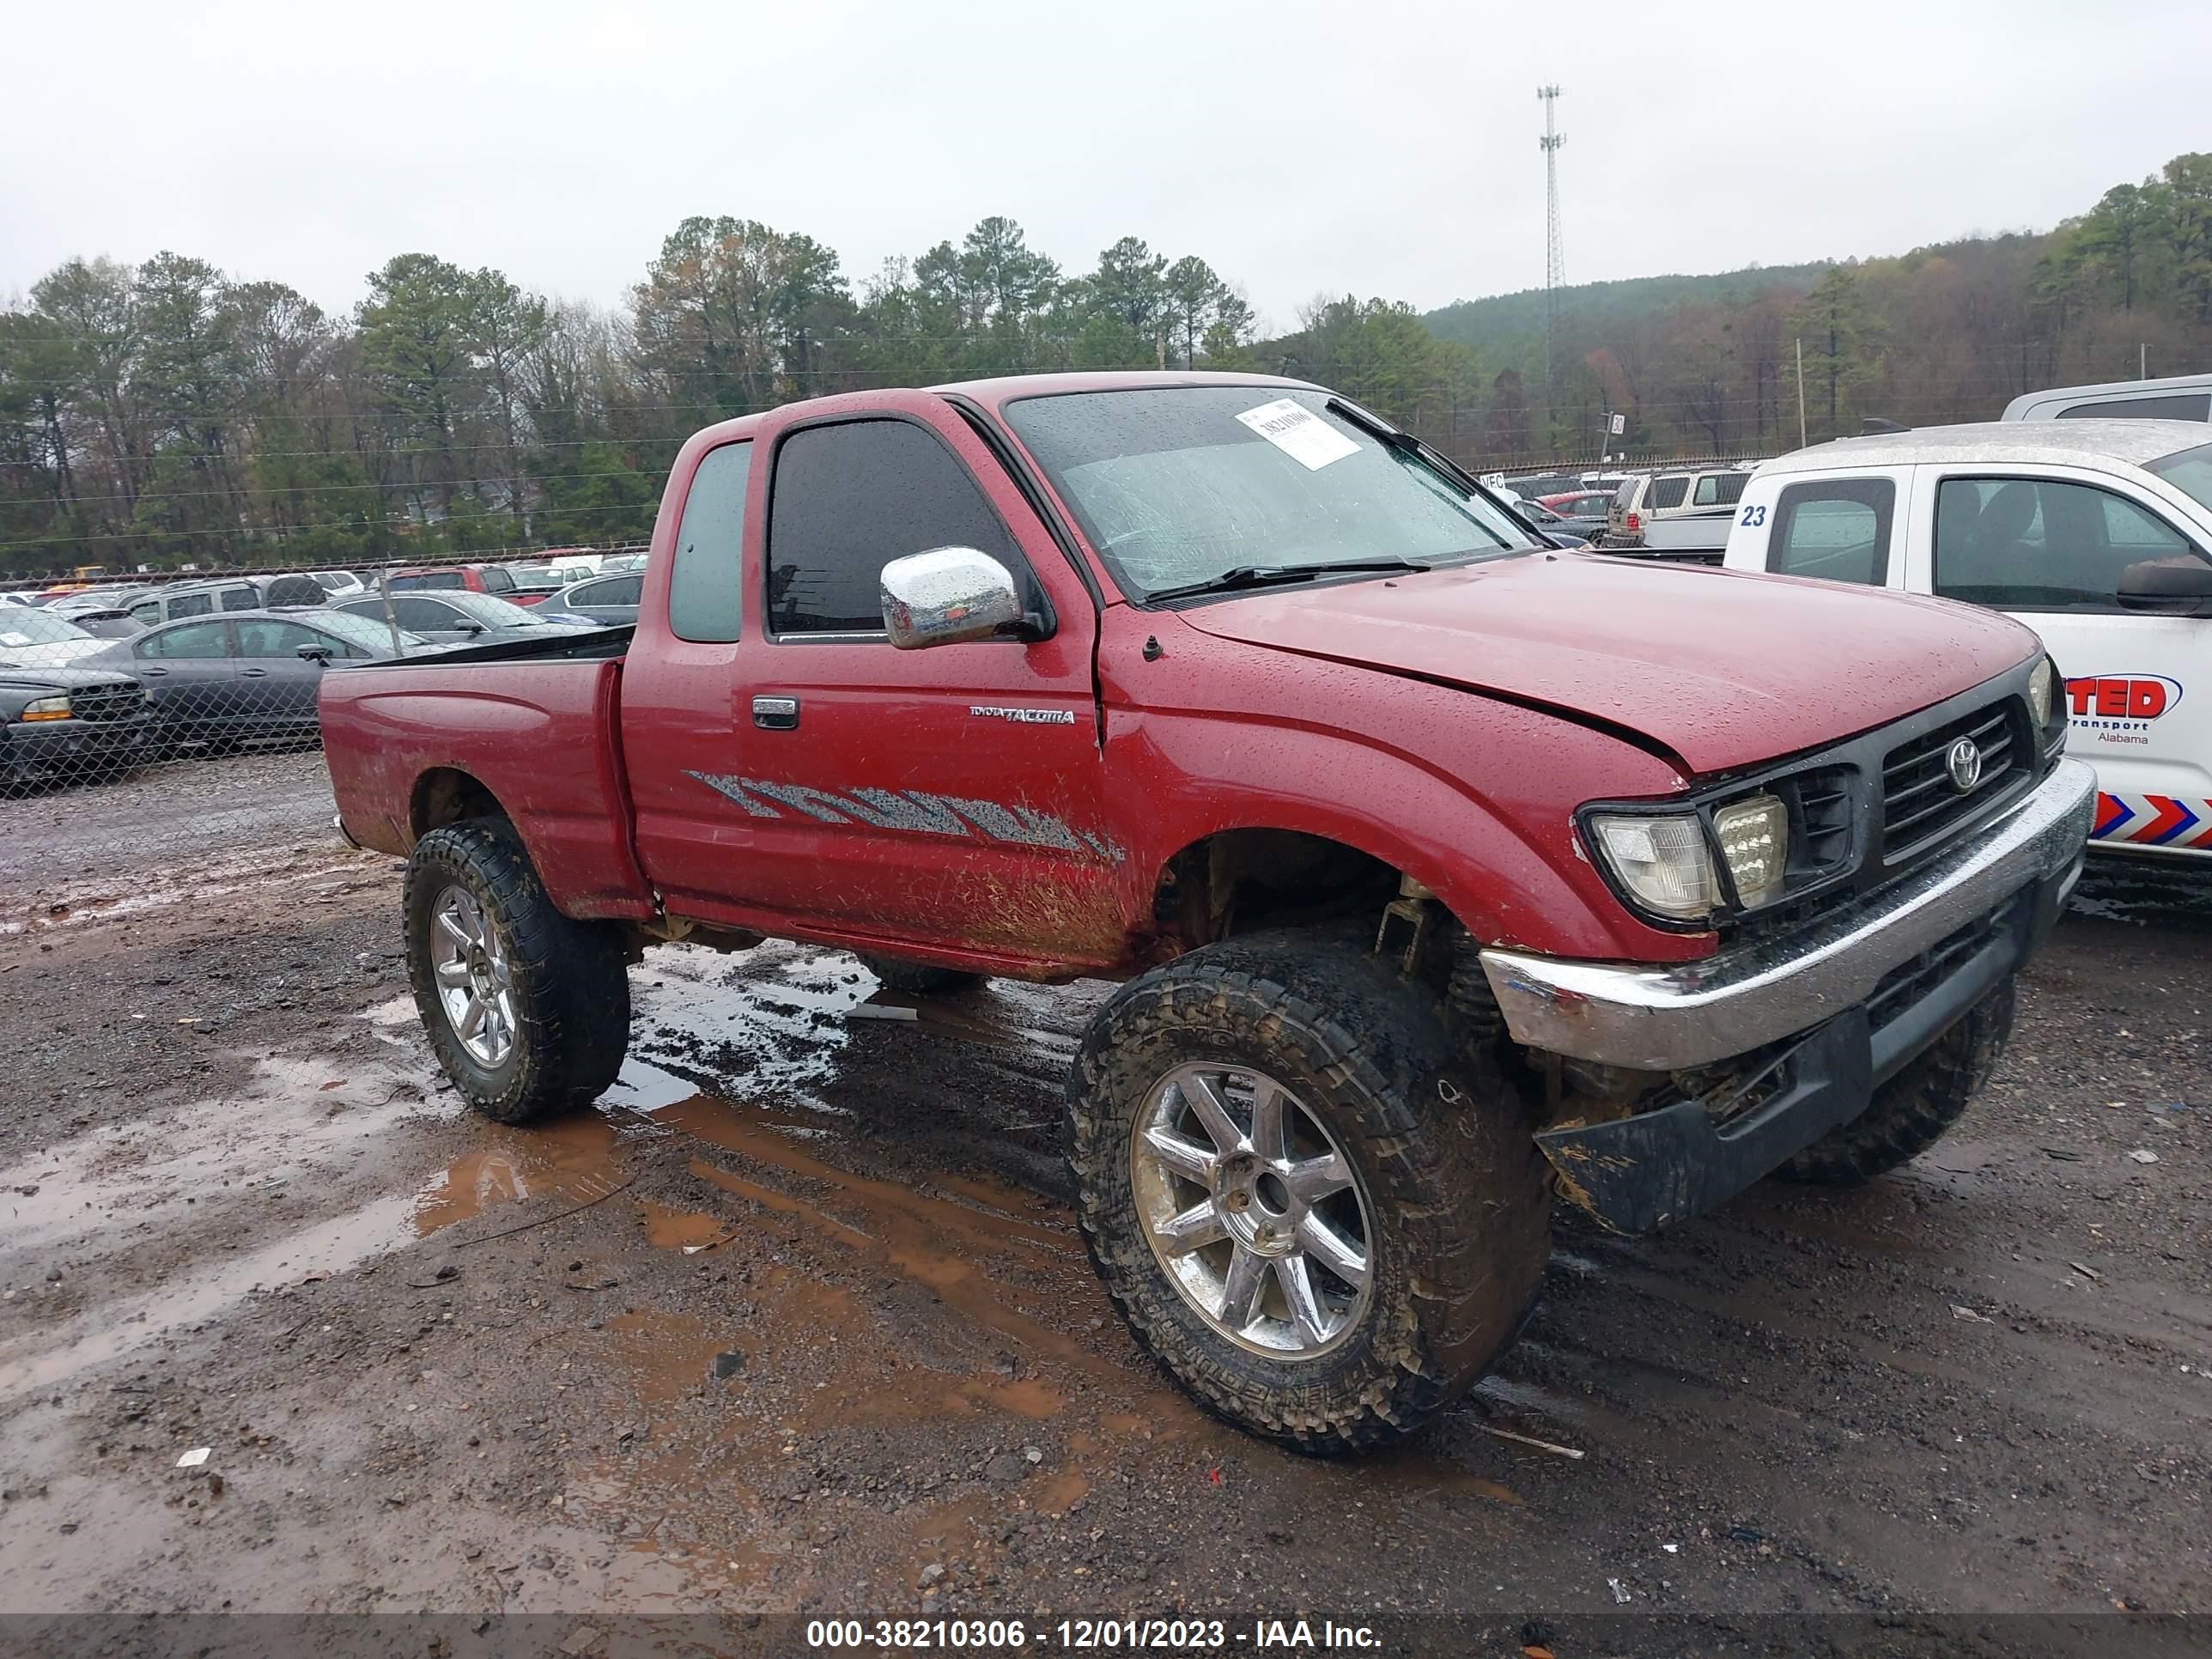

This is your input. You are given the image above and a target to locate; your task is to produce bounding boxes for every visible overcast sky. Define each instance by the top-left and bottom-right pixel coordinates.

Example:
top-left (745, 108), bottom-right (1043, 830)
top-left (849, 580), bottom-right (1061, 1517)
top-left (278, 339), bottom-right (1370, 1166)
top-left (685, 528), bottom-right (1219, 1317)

top-left (6, 0), bottom-right (2203, 330)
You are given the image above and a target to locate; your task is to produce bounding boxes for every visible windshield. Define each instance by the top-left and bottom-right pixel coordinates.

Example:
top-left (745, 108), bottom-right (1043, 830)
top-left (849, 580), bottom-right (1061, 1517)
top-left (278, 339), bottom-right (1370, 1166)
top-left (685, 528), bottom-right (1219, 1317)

top-left (2147, 441), bottom-right (2212, 514)
top-left (312, 610), bottom-right (426, 653)
top-left (1001, 387), bottom-right (1538, 600)
top-left (0, 609), bottom-right (94, 647)
top-left (443, 591), bottom-right (562, 627)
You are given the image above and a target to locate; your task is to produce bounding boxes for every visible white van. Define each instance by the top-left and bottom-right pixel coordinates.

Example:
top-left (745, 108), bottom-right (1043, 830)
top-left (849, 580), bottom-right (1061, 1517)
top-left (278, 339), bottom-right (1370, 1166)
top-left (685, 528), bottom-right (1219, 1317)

top-left (2002, 373), bottom-right (2212, 424)
top-left (1720, 421), bottom-right (2212, 858)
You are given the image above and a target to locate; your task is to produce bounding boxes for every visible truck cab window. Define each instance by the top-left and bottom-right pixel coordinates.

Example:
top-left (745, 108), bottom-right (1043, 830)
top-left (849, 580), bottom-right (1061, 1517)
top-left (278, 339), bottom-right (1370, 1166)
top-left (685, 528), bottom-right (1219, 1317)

top-left (1932, 476), bottom-right (2198, 611)
top-left (767, 421), bottom-right (1024, 636)
top-left (668, 440), bottom-right (751, 643)
top-left (1766, 478), bottom-right (1894, 586)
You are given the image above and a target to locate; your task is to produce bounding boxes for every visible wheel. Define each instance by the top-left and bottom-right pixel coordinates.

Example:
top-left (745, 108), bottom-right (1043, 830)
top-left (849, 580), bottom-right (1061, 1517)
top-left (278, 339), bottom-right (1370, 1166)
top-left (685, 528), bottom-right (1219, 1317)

top-left (1068, 933), bottom-right (1551, 1454)
top-left (860, 955), bottom-right (986, 995)
top-left (403, 819), bottom-right (632, 1124)
top-left (1778, 976), bottom-right (2016, 1185)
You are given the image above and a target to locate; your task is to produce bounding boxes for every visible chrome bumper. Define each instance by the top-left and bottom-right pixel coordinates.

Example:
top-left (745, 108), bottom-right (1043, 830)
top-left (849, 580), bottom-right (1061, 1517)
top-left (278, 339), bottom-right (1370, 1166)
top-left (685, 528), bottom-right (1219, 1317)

top-left (1480, 758), bottom-right (2095, 1071)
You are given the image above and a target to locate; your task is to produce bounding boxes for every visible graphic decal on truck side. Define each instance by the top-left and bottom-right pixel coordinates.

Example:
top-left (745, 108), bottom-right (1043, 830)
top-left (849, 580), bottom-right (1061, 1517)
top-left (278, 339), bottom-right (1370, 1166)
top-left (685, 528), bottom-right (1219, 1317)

top-left (685, 771), bottom-right (1126, 862)
top-left (2066, 674), bottom-right (2183, 746)
top-left (2093, 791), bottom-right (2212, 848)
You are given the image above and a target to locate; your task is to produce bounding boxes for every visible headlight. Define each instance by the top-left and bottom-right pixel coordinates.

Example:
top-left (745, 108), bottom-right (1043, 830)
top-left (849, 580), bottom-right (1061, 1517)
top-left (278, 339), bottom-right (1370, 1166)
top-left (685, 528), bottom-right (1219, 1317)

top-left (1591, 792), bottom-right (1791, 922)
top-left (2027, 656), bottom-right (2055, 730)
top-left (1712, 793), bottom-right (1789, 908)
top-left (20, 695), bottom-right (70, 722)
top-left (1589, 812), bottom-right (1717, 921)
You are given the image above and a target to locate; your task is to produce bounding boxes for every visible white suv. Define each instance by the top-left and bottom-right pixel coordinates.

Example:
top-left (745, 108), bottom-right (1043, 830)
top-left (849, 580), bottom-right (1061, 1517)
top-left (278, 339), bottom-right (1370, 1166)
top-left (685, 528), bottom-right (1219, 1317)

top-left (1605, 466), bottom-right (1751, 548)
top-left (1721, 420), bottom-right (2212, 858)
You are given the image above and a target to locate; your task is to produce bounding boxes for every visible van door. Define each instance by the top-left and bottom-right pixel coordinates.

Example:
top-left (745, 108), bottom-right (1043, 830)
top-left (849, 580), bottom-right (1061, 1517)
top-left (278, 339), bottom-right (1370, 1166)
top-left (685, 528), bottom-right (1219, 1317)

top-left (1921, 467), bottom-right (2212, 854)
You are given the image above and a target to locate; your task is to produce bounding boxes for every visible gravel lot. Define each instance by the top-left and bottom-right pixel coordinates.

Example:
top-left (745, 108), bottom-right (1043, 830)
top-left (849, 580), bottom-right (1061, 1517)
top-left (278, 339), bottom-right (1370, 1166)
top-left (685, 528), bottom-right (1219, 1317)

top-left (0, 756), bottom-right (2205, 1656)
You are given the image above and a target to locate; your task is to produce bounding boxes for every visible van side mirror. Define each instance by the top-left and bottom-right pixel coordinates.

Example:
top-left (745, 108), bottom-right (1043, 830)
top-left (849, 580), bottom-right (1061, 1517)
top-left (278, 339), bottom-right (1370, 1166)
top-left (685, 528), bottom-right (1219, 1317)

top-left (2117, 557), bottom-right (2212, 617)
top-left (880, 547), bottom-right (1039, 648)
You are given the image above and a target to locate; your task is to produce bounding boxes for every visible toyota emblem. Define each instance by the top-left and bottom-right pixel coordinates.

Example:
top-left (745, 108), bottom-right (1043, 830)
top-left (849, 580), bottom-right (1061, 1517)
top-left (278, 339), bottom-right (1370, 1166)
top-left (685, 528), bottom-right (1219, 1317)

top-left (1945, 737), bottom-right (1984, 793)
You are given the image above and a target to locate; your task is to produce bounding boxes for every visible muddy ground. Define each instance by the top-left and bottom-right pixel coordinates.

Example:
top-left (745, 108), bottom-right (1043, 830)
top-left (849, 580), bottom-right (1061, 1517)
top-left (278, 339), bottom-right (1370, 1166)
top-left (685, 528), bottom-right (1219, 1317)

top-left (1, 754), bottom-right (2207, 1656)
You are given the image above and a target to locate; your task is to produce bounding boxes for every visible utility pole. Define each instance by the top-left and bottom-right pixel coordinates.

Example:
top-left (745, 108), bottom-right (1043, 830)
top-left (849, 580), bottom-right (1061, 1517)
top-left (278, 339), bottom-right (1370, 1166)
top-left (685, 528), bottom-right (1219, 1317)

top-left (1795, 337), bottom-right (1808, 450)
top-left (1538, 85), bottom-right (1565, 426)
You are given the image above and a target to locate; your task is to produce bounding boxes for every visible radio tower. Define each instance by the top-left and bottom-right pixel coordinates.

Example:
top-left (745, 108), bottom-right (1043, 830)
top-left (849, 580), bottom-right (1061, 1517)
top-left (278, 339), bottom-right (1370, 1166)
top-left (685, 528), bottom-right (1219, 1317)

top-left (1538, 85), bottom-right (1565, 403)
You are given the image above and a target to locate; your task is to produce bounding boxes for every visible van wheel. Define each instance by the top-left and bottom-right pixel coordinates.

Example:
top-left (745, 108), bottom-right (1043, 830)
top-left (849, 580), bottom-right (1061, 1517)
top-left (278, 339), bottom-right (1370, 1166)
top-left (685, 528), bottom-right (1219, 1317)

top-left (1068, 933), bottom-right (1551, 1455)
top-left (404, 820), bottom-right (631, 1124)
top-left (1778, 976), bottom-right (2016, 1185)
top-left (860, 955), bottom-right (986, 995)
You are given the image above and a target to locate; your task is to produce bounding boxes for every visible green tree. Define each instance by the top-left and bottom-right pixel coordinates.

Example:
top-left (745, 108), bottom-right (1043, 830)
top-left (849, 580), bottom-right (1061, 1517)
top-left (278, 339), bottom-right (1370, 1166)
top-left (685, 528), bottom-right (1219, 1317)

top-left (356, 252), bottom-right (482, 525)
top-left (2161, 153), bottom-right (2212, 323)
top-left (1790, 265), bottom-right (1883, 440)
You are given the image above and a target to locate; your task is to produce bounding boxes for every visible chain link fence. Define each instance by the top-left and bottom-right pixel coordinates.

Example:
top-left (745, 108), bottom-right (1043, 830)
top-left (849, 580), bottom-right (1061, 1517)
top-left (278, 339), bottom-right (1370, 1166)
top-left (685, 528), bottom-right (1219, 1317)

top-left (0, 545), bottom-right (647, 899)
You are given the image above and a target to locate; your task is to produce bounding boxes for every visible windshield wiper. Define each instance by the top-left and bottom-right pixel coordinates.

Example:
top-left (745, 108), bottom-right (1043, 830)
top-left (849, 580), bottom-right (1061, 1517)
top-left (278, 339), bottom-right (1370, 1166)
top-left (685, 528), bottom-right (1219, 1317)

top-left (1145, 559), bottom-right (1430, 604)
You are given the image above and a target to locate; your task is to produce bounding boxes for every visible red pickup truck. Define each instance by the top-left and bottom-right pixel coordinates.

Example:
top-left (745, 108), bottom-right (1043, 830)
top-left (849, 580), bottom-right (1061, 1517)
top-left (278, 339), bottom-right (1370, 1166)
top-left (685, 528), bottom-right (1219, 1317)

top-left (323, 373), bottom-right (2095, 1453)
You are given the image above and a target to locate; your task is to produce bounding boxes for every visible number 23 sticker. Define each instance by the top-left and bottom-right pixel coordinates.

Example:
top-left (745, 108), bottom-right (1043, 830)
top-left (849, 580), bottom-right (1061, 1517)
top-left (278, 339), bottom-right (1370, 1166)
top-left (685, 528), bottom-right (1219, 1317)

top-left (1738, 504), bottom-right (1768, 527)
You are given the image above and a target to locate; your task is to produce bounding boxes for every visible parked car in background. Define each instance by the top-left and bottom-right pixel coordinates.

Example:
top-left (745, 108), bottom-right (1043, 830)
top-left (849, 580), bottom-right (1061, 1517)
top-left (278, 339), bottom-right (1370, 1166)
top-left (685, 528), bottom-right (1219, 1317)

top-left (1502, 498), bottom-right (1592, 549)
top-left (125, 572), bottom-right (327, 628)
top-left (0, 605), bottom-right (113, 667)
top-left (82, 608), bottom-right (423, 752)
top-left (2003, 372), bottom-right (2212, 424)
top-left (52, 607), bottom-right (144, 640)
top-left (1606, 466), bottom-right (1753, 550)
top-left (599, 552), bottom-right (647, 574)
top-left (549, 569), bottom-right (643, 626)
top-left (1721, 420), bottom-right (2212, 857)
top-left (309, 570), bottom-right (368, 600)
top-left (48, 587), bottom-right (137, 617)
top-left (1529, 489), bottom-right (1615, 541)
top-left (385, 564), bottom-right (522, 599)
top-left (0, 663), bottom-right (155, 787)
top-left (334, 589), bottom-right (593, 648)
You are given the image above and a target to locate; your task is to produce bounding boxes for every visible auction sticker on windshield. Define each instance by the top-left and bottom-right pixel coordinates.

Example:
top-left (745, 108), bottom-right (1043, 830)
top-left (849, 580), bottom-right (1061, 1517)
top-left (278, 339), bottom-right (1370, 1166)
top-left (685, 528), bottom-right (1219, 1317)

top-left (1236, 398), bottom-right (1359, 471)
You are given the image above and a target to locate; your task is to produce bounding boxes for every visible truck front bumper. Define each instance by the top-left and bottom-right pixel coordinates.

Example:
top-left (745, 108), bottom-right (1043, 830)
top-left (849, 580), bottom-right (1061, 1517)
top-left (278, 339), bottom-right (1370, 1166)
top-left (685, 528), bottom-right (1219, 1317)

top-left (1478, 757), bottom-right (2095, 1232)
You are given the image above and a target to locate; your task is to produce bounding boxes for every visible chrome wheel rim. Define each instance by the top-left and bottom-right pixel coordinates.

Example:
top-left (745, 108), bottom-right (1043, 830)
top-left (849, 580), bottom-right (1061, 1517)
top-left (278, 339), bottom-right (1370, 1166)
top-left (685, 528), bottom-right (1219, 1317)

top-left (1129, 1062), bottom-right (1373, 1358)
top-left (429, 885), bottom-right (516, 1068)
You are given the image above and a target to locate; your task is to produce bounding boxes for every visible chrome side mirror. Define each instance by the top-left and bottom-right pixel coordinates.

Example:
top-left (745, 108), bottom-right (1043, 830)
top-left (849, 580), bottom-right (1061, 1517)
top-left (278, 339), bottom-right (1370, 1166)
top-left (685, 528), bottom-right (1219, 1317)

top-left (881, 546), bottom-right (1030, 649)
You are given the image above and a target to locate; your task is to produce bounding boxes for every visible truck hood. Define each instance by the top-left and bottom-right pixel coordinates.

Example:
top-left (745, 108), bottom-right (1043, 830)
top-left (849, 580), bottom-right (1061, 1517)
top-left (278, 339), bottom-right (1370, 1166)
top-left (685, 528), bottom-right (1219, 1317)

top-left (1173, 552), bottom-right (2037, 776)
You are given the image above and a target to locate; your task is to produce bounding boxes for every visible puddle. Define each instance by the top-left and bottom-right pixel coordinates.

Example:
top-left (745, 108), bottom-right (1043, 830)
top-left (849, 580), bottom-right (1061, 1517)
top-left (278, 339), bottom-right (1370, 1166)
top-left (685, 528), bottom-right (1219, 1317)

top-left (0, 1056), bottom-right (447, 1251)
top-left (411, 1111), bottom-right (630, 1237)
top-left (1034, 1469), bottom-right (1090, 1513)
top-left (637, 1202), bottom-right (732, 1252)
top-left (1, 846), bottom-right (367, 936)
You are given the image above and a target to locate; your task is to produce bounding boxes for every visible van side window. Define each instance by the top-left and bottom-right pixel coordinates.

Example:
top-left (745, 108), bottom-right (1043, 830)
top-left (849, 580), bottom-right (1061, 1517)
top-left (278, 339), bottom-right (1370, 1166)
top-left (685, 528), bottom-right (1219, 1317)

top-left (1648, 477), bottom-right (1688, 510)
top-left (1692, 473), bottom-right (1748, 507)
top-left (767, 420), bottom-right (1024, 636)
top-left (1931, 477), bottom-right (2201, 612)
top-left (2054, 393), bottom-right (2210, 422)
top-left (667, 440), bottom-right (751, 643)
top-left (1765, 478), bottom-right (1895, 586)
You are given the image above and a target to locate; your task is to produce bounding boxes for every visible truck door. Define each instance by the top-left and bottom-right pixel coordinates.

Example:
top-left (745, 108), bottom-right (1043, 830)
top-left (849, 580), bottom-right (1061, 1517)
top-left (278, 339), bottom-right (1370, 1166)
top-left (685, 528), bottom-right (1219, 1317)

top-left (625, 398), bottom-right (1121, 965)
top-left (1733, 467), bottom-right (1914, 591)
top-left (1919, 467), bottom-right (2212, 854)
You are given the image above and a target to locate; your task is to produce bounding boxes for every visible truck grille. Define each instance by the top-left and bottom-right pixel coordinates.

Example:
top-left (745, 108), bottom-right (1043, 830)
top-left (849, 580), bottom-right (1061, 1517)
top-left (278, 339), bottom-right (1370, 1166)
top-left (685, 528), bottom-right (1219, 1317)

top-left (67, 682), bottom-right (146, 723)
top-left (1881, 700), bottom-right (2021, 854)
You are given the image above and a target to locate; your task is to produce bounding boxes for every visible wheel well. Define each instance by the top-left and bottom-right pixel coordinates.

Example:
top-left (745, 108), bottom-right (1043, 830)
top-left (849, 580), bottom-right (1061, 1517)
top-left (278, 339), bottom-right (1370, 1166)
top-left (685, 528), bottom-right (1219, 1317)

top-left (411, 768), bottom-right (507, 840)
top-left (1150, 830), bottom-right (1403, 951)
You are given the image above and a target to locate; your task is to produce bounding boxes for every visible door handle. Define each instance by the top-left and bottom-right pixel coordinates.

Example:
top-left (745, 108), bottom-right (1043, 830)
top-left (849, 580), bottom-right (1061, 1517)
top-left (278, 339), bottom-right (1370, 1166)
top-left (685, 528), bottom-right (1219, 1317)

top-left (751, 695), bottom-right (799, 730)
top-left (240, 667), bottom-right (270, 678)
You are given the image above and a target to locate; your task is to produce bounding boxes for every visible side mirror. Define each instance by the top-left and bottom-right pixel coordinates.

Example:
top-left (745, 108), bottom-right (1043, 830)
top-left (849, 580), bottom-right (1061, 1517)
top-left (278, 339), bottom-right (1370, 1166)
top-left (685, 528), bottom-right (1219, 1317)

top-left (2117, 557), bottom-right (2212, 617)
top-left (880, 546), bottom-right (1036, 649)
top-left (296, 643), bottom-right (332, 665)
top-left (457, 620), bottom-right (486, 635)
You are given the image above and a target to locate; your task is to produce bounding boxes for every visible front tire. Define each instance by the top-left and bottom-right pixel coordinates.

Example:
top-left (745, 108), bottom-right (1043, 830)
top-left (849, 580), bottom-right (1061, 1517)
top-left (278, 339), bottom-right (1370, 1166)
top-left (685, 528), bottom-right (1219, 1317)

top-left (1068, 933), bottom-right (1551, 1455)
top-left (404, 819), bottom-right (631, 1124)
top-left (1778, 976), bottom-right (2016, 1185)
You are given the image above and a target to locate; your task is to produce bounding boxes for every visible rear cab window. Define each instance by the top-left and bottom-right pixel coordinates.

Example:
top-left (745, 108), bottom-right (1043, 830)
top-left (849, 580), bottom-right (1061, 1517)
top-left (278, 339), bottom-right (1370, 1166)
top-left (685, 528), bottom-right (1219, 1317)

top-left (1764, 477), bottom-right (1898, 586)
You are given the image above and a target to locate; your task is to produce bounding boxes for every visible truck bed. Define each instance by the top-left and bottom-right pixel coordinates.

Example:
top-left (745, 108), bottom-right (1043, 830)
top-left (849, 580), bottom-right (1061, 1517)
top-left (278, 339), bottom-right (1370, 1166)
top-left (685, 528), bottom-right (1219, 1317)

top-left (319, 634), bottom-right (653, 920)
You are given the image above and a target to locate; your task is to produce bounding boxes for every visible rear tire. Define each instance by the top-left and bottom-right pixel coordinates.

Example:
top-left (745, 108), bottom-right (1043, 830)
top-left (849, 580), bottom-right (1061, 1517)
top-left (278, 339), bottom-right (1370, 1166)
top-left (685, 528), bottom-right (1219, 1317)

top-left (404, 819), bottom-right (631, 1124)
top-left (1777, 976), bottom-right (2016, 1185)
top-left (1068, 933), bottom-right (1551, 1455)
top-left (860, 955), bottom-right (986, 995)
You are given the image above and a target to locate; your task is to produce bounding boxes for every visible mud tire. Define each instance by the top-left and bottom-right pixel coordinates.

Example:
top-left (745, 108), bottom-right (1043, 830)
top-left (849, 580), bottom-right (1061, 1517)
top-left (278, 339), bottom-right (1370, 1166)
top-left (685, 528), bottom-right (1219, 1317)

top-left (1777, 975), bottom-right (2016, 1186)
top-left (1068, 933), bottom-right (1551, 1455)
top-left (860, 956), bottom-right (987, 995)
top-left (404, 819), bottom-right (631, 1125)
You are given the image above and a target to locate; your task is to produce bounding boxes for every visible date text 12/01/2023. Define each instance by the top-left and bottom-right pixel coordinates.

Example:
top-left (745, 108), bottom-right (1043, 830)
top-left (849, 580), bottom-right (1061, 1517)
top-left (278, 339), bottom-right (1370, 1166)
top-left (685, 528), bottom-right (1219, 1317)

top-left (804, 1617), bottom-right (1382, 1649)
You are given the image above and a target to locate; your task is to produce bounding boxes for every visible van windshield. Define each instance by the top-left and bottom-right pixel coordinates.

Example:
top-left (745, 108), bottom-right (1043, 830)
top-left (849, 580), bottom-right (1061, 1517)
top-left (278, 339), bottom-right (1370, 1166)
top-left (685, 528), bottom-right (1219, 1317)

top-left (1001, 387), bottom-right (1536, 601)
top-left (2146, 441), bottom-right (2212, 514)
